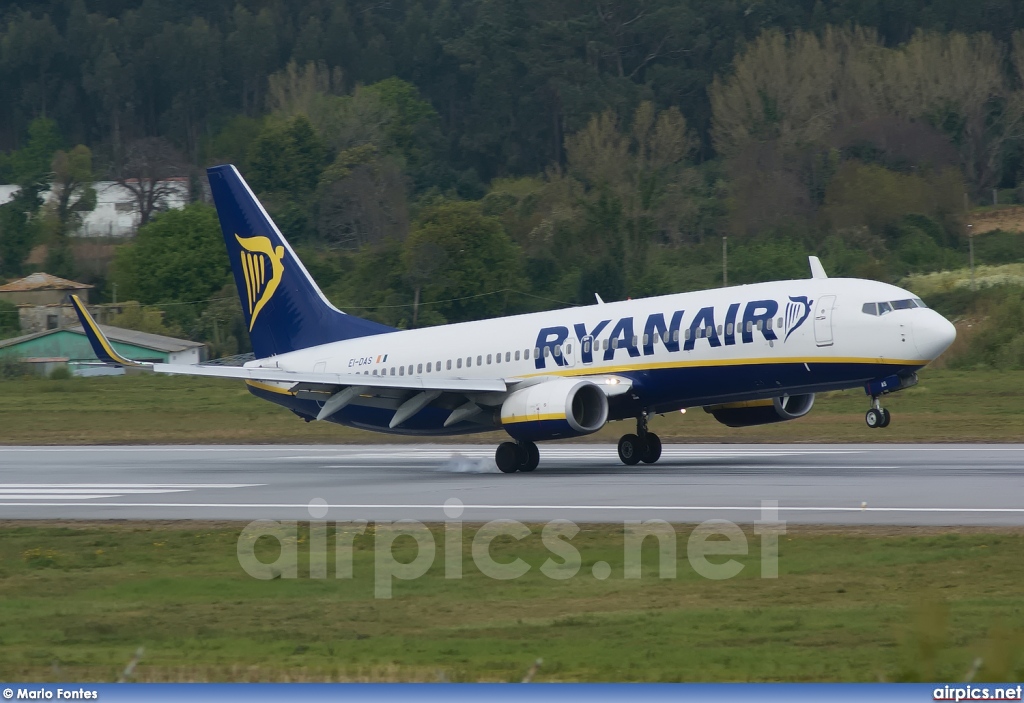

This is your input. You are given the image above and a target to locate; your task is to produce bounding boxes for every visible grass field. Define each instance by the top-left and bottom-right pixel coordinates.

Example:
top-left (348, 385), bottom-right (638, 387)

top-left (0, 522), bottom-right (1021, 682)
top-left (0, 368), bottom-right (1021, 444)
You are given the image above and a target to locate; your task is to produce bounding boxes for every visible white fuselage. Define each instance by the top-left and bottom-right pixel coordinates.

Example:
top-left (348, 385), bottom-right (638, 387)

top-left (245, 277), bottom-right (956, 421)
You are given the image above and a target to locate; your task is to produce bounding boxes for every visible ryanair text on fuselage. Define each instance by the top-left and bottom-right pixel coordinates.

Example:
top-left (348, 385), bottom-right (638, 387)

top-left (532, 296), bottom-right (813, 369)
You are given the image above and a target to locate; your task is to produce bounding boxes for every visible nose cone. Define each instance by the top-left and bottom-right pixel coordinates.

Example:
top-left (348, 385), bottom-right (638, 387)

top-left (913, 310), bottom-right (957, 360)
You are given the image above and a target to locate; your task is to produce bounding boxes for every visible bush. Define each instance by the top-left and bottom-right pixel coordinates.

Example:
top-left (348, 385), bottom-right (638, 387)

top-left (48, 366), bottom-right (71, 380)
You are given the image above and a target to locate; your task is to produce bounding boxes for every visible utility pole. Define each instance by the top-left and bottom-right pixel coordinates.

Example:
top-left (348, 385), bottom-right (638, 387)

top-left (722, 236), bottom-right (728, 287)
top-left (968, 224), bottom-right (976, 292)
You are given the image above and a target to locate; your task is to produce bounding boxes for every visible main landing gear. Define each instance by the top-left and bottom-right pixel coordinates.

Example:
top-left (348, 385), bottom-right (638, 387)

top-left (618, 412), bottom-right (662, 466)
top-left (495, 440), bottom-right (540, 473)
top-left (865, 397), bottom-right (891, 429)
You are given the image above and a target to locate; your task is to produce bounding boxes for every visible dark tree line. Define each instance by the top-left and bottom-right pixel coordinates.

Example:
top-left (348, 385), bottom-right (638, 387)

top-left (3, 0), bottom-right (1024, 183)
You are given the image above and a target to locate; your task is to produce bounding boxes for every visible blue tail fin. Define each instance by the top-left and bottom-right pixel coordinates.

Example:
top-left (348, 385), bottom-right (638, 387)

top-left (207, 165), bottom-right (394, 358)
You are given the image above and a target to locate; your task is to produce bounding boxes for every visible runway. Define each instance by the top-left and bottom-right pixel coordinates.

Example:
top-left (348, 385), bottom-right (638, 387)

top-left (0, 444), bottom-right (1022, 525)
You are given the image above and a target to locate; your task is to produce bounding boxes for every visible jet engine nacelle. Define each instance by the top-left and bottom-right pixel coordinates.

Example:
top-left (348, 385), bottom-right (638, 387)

top-left (500, 378), bottom-right (609, 441)
top-left (704, 394), bottom-right (815, 428)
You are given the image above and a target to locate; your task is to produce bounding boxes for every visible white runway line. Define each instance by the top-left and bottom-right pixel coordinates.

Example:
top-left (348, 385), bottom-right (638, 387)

top-left (0, 502), bottom-right (1020, 513)
top-left (0, 483), bottom-right (265, 503)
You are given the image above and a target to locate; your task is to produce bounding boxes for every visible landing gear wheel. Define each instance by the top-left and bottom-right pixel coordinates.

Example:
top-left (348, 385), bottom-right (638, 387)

top-left (879, 408), bottom-right (891, 428)
top-left (519, 441), bottom-right (540, 472)
top-left (640, 432), bottom-right (662, 464)
top-left (618, 434), bottom-right (642, 466)
top-left (865, 408), bottom-right (883, 429)
top-left (495, 442), bottom-right (520, 473)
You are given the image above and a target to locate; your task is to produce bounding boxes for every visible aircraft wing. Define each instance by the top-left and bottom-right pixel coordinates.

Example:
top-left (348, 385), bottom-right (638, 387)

top-left (150, 361), bottom-right (506, 392)
top-left (68, 294), bottom-right (506, 394)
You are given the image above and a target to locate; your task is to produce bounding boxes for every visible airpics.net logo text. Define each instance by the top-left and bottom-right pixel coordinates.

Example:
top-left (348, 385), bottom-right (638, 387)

top-left (236, 499), bottom-right (786, 598)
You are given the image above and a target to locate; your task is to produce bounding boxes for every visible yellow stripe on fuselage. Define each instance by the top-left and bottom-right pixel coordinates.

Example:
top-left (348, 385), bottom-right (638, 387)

top-left (519, 355), bottom-right (927, 380)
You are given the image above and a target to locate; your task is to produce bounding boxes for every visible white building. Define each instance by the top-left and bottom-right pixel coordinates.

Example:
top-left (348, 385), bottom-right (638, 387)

top-left (0, 178), bottom-right (190, 238)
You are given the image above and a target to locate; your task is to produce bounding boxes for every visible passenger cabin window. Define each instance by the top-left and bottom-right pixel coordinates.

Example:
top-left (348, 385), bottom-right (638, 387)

top-left (642, 334), bottom-right (649, 346)
top-left (447, 360), bottom-right (452, 370)
top-left (506, 352), bottom-right (511, 362)
top-left (515, 350), bottom-right (520, 361)
top-left (776, 317), bottom-right (783, 329)
top-left (583, 340), bottom-right (590, 353)
top-left (457, 358), bottom-right (462, 369)
top-left (746, 321), bottom-right (753, 332)
top-left (565, 343), bottom-right (571, 355)
top-left (477, 355), bottom-right (482, 366)
top-left (391, 367), bottom-right (396, 376)
top-left (408, 365), bottom-right (413, 375)
top-left (399, 366), bottom-right (405, 376)
top-left (672, 330), bottom-right (679, 342)
top-left (533, 348), bottom-right (540, 358)
top-left (553, 344), bottom-right (561, 357)
top-left (726, 323), bottom-right (733, 335)
top-left (426, 362), bottom-right (432, 372)
top-left (487, 354), bottom-right (492, 364)
top-left (467, 357), bottom-right (472, 368)
top-left (417, 363), bottom-right (423, 374)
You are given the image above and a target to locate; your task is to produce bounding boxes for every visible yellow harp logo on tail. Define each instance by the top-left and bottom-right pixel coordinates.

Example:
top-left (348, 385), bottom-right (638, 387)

top-left (236, 234), bottom-right (285, 331)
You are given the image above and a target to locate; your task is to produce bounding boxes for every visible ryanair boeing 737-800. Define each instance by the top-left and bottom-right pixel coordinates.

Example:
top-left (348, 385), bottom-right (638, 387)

top-left (70, 165), bottom-right (957, 472)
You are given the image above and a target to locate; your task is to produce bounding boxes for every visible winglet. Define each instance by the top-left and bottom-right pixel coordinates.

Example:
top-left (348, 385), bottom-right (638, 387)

top-left (595, 293), bottom-right (605, 305)
top-left (808, 256), bottom-right (828, 279)
top-left (68, 294), bottom-right (144, 367)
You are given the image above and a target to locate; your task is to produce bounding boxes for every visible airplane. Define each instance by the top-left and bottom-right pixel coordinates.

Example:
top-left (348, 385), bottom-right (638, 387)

top-left (70, 164), bottom-right (957, 472)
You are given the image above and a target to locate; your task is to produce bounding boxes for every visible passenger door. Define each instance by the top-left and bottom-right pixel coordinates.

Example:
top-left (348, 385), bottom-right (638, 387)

top-left (813, 295), bottom-right (836, 347)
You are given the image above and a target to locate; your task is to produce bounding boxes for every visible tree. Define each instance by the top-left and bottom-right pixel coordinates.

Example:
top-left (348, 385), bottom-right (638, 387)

top-left (248, 115), bottom-right (327, 198)
top-left (50, 145), bottom-right (96, 232)
top-left (316, 146), bottom-right (409, 250)
top-left (116, 137), bottom-right (188, 228)
top-left (110, 204), bottom-right (231, 327)
top-left (108, 302), bottom-right (184, 338)
top-left (0, 192), bottom-right (41, 276)
top-left (402, 201), bottom-right (523, 322)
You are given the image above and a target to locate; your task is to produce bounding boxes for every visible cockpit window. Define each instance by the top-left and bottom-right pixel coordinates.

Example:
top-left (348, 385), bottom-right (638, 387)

top-left (863, 299), bottom-right (925, 316)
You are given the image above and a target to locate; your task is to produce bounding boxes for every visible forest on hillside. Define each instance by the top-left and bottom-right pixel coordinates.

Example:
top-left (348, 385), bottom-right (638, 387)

top-left (1, 0), bottom-right (1024, 367)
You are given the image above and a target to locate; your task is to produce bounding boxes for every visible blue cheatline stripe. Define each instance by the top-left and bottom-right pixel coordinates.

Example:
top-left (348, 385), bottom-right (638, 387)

top-left (0, 683), bottom-right (999, 702)
top-left (247, 359), bottom-right (921, 436)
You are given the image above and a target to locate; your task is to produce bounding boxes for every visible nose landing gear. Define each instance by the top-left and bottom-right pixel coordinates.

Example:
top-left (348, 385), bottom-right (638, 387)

top-left (618, 412), bottom-right (663, 465)
top-left (865, 398), bottom-right (891, 428)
